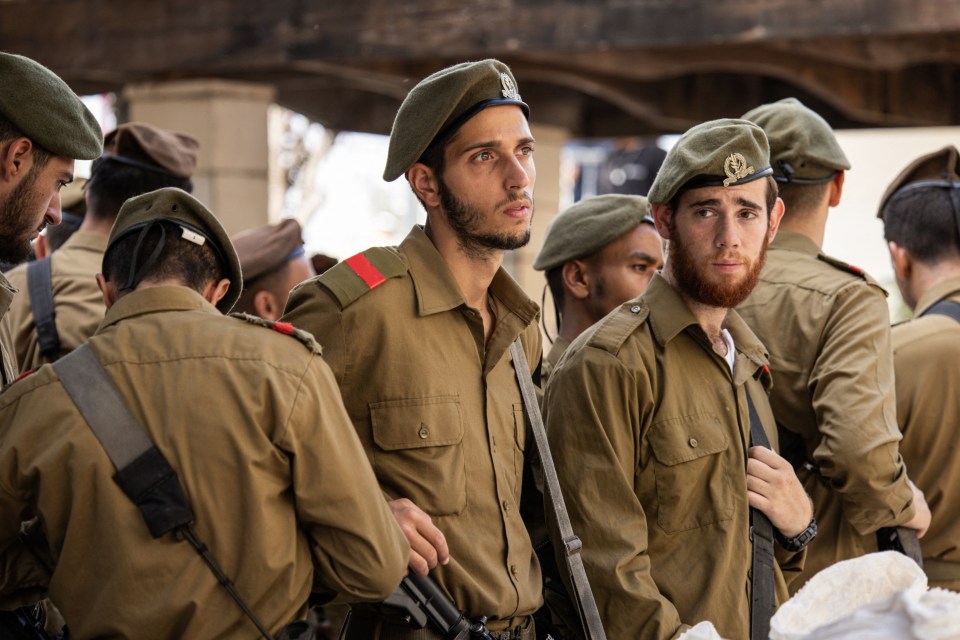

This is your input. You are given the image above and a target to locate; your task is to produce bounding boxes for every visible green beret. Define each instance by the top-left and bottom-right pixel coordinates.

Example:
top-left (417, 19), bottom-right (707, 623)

top-left (383, 59), bottom-right (529, 182)
top-left (648, 119), bottom-right (773, 205)
top-left (533, 194), bottom-right (653, 271)
top-left (0, 52), bottom-right (103, 160)
top-left (232, 218), bottom-right (306, 283)
top-left (878, 145), bottom-right (960, 219)
top-left (101, 122), bottom-right (199, 178)
top-left (106, 187), bottom-right (242, 313)
top-left (742, 98), bottom-right (850, 184)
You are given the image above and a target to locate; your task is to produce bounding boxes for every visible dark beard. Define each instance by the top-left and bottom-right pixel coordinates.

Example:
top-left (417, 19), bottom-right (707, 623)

top-left (438, 176), bottom-right (532, 260)
top-left (667, 217), bottom-right (768, 308)
top-left (0, 167), bottom-right (44, 264)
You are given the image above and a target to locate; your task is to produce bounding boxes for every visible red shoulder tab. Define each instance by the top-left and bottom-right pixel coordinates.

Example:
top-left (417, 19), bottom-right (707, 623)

top-left (272, 321), bottom-right (295, 335)
top-left (16, 370), bottom-right (33, 382)
top-left (344, 253), bottom-right (387, 289)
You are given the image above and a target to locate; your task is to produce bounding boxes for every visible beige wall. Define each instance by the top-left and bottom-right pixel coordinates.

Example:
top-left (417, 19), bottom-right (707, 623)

top-left (124, 79), bottom-right (275, 235)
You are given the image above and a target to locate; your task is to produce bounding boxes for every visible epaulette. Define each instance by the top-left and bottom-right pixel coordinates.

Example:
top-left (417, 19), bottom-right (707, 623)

top-left (589, 300), bottom-right (650, 355)
top-left (230, 313), bottom-right (322, 355)
top-left (817, 253), bottom-right (877, 284)
top-left (318, 247), bottom-right (408, 309)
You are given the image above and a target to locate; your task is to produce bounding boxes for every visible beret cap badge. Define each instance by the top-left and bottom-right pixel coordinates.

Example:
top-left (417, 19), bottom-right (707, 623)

top-left (500, 73), bottom-right (521, 100)
top-left (723, 153), bottom-right (755, 187)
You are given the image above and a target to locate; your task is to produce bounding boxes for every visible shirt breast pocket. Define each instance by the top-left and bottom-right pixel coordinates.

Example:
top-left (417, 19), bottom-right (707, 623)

top-left (370, 395), bottom-right (466, 517)
top-left (647, 413), bottom-right (734, 533)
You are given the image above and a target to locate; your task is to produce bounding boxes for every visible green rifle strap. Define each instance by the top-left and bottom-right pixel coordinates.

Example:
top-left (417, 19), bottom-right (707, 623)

top-left (26, 256), bottom-right (61, 362)
top-left (745, 391), bottom-right (776, 640)
top-left (510, 340), bottom-right (607, 640)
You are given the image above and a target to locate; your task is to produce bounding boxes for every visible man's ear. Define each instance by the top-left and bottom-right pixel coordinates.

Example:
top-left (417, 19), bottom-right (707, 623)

top-left (33, 234), bottom-right (50, 260)
top-left (828, 171), bottom-right (846, 208)
top-left (205, 278), bottom-right (232, 309)
top-left (888, 241), bottom-right (912, 281)
top-left (651, 204), bottom-right (672, 240)
top-left (0, 138), bottom-right (33, 182)
top-left (561, 260), bottom-right (591, 300)
top-left (252, 289), bottom-right (282, 322)
top-left (768, 196), bottom-right (786, 240)
top-left (407, 163), bottom-right (441, 209)
top-left (96, 273), bottom-right (117, 309)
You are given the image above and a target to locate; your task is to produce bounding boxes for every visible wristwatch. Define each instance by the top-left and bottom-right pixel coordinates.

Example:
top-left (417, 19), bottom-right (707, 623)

top-left (775, 518), bottom-right (818, 552)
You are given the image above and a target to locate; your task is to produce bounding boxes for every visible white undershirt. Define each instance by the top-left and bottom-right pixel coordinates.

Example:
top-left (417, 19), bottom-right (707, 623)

top-left (721, 328), bottom-right (736, 373)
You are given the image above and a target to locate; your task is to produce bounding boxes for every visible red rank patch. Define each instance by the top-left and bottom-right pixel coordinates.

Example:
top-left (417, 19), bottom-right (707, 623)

top-left (16, 370), bottom-right (33, 381)
top-left (272, 321), bottom-right (295, 335)
top-left (344, 253), bottom-right (387, 289)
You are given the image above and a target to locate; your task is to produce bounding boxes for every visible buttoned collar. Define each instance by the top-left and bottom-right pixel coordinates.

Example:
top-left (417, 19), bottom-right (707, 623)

top-left (400, 225), bottom-right (539, 326)
top-left (98, 286), bottom-right (218, 334)
top-left (644, 274), bottom-right (769, 381)
top-left (915, 275), bottom-right (960, 317)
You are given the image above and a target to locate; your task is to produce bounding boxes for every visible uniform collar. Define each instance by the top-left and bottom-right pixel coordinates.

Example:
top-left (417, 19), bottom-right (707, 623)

top-left (914, 275), bottom-right (960, 316)
top-left (98, 285), bottom-right (218, 333)
top-left (770, 230), bottom-right (821, 256)
top-left (545, 335), bottom-right (570, 369)
top-left (0, 271), bottom-right (16, 316)
top-left (644, 274), bottom-right (769, 379)
top-left (60, 230), bottom-right (109, 254)
top-left (400, 225), bottom-right (539, 325)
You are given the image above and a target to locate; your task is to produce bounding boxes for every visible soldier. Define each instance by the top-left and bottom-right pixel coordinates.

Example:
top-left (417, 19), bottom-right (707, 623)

top-left (543, 119), bottom-right (815, 639)
top-left (0, 52), bottom-right (103, 384)
top-left (737, 98), bottom-right (929, 590)
top-left (282, 59), bottom-right (542, 639)
top-left (232, 218), bottom-right (316, 321)
top-left (533, 194), bottom-right (662, 385)
top-left (1, 121), bottom-right (198, 373)
top-left (879, 146), bottom-right (960, 590)
top-left (0, 187), bottom-right (409, 638)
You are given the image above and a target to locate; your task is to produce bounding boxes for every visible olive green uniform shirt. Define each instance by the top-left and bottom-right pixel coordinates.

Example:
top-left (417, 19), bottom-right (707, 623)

top-left (0, 232), bottom-right (108, 374)
top-left (282, 225), bottom-right (543, 625)
top-left (540, 335), bottom-right (569, 390)
top-left (737, 231), bottom-right (915, 590)
top-left (0, 272), bottom-right (18, 385)
top-left (544, 275), bottom-right (800, 640)
top-left (892, 276), bottom-right (960, 590)
top-left (0, 286), bottom-right (409, 638)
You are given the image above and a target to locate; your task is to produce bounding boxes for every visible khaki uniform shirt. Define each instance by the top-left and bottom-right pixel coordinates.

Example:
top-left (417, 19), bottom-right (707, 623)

top-left (0, 286), bottom-right (409, 639)
top-left (892, 276), bottom-right (960, 590)
top-left (737, 231), bottom-right (915, 590)
top-left (0, 232), bottom-right (108, 374)
top-left (540, 335), bottom-right (569, 390)
top-left (544, 275), bottom-right (799, 640)
top-left (282, 225), bottom-right (543, 625)
top-left (0, 272), bottom-right (18, 386)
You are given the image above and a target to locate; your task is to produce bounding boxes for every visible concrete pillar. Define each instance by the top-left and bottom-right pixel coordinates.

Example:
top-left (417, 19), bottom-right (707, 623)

top-left (123, 79), bottom-right (276, 235)
top-left (506, 122), bottom-right (569, 340)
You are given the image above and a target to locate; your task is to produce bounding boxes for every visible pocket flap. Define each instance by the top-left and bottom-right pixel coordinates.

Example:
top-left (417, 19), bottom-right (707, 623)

top-left (648, 413), bottom-right (728, 466)
top-left (371, 395), bottom-right (463, 450)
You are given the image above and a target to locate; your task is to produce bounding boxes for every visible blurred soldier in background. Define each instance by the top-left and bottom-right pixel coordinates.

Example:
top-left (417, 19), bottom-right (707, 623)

top-left (233, 218), bottom-right (315, 321)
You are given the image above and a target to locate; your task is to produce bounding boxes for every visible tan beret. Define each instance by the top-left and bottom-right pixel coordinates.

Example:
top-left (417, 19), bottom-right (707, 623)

top-left (648, 119), bottom-right (773, 205)
top-left (878, 146), bottom-right (960, 218)
top-left (383, 59), bottom-right (529, 182)
top-left (102, 122), bottom-right (199, 178)
top-left (742, 98), bottom-right (850, 183)
top-left (533, 194), bottom-right (653, 271)
top-left (0, 52), bottom-right (103, 160)
top-left (107, 187), bottom-right (242, 313)
top-left (232, 219), bottom-right (306, 283)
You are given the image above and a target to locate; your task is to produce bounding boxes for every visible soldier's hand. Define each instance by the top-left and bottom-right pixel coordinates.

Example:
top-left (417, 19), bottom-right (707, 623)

top-left (902, 479), bottom-right (931, 538)
top-left (388, 498), bottom-right (450, 576)
top-left (747, 446), bottom-right (814, 538)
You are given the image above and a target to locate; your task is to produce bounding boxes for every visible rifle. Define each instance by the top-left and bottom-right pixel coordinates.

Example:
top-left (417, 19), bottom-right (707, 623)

top-left (877, 526), bottom-right (924, 567)
top-left (0, 605), bottom-right (60, 640)
top-left (384, 574), bottom-right (496, 640)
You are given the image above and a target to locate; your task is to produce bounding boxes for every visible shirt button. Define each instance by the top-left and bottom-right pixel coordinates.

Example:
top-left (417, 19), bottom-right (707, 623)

top-left (630, 305), bottom-right (641, 314)
top-left (689, 437), bottom-right (699, 448)
top-left (502, 500), bottom-right (511, 512)
top-left (419, 426), bottom-right (429, 439)
top-left (510, 564), bottom-right (518, 575)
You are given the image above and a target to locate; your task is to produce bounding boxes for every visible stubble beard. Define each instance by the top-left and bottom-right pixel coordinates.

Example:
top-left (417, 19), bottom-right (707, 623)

top-left (0, 166), bottom-right (45, 264)
top-left (438, 176), bottom-right (533, 261)
top-left (667, 217), bottom-right (768, 309)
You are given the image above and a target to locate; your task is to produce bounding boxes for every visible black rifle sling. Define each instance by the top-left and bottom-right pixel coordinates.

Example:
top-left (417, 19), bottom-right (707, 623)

top-left (27, 257), bottom-right (61, 362)
top-left (52, 344), bottom-right (275, 640)
top-left (510, 339), bottom-right (607, 640)
top-left (920, 298), bottom-right (960, 323)
top-left (745, 391), bottom-right (776, 640)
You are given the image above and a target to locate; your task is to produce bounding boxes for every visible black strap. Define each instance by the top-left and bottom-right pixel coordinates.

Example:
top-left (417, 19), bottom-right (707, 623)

top-left (920, 298), bottom-right (960, 323)
top-left (510, 340), bottom-right (607, 640)
top-left (745, 391), bottom-right (776, 640)
top-left (26, 257), bottom-right (61, 362)
top-left (52, 344), bottom-right (275, 640)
